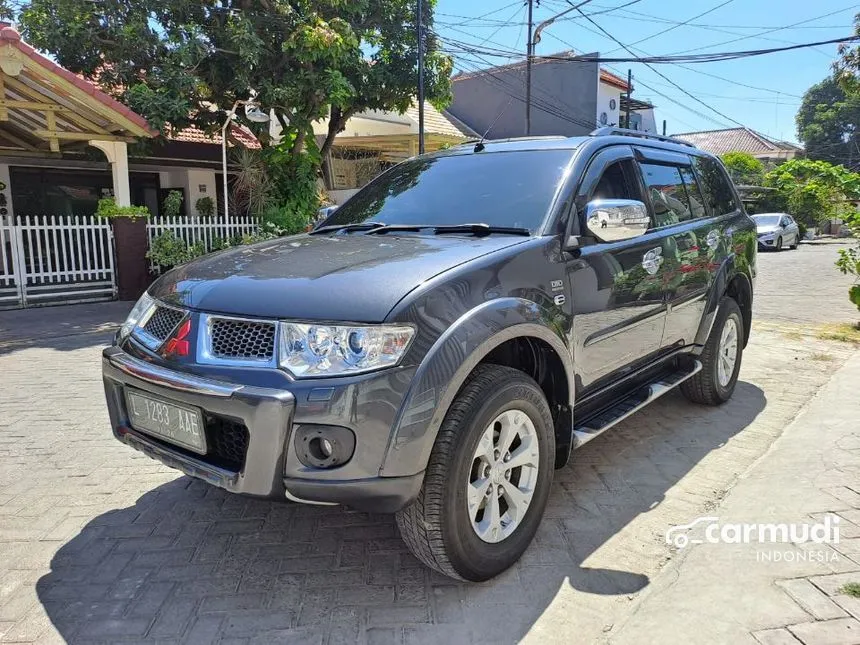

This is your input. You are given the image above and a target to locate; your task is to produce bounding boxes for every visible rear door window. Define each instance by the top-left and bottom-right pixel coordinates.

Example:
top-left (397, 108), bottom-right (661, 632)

top-left (691, 156), bottom-right (738, 216)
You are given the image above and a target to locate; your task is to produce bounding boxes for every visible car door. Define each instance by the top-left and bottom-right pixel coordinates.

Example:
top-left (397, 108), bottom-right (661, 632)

top-left (633, 150), bottom-right (723, 348)
top-left (565, 145), bottom-right (669, 395)
top-left (782, 215), bottom-right (799, 245)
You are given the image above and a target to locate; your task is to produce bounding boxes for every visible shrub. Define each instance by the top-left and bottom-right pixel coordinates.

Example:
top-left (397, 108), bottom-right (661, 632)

top-left (95, 197), bottom-right (150, 220)
top-left (195, 196), bottom-right (215, 217)
top-left (835, 211), bottom-right (860, 315)
top-left (147, 231), bottom-right (206, 269)
top-left (162, 190), bottom-right (184, 217)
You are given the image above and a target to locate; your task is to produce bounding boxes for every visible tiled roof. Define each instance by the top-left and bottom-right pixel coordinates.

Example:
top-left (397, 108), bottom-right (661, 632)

top-left (169, 124), bottom-right (261, 149)
top-left (404, 101), bottom-right (477, 138)
top-left (0, 25), bottom-right (154, 136)
top-left (671, 127), bottom-right (802, 156)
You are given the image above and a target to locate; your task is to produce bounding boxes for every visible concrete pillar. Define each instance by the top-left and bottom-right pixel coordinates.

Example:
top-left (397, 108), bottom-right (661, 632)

top-left (89, 140), bottom-right (131, 206)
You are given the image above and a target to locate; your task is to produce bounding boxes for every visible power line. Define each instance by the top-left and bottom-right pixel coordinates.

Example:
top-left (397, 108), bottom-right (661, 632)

top-left (669, 4), bottom-right (860, 55)
top-left (607, 0), bottom-right (736, 53)
top-left (569, 3), bottom-right (748, 128)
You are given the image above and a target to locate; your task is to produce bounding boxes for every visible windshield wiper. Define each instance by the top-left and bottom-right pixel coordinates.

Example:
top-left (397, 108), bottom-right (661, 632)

top-left (309, 222), bottom-right (387, 235)
top-left (365, 223), bottom-right (531, 237)
top-left (433, 223), bottom-right (531, 237)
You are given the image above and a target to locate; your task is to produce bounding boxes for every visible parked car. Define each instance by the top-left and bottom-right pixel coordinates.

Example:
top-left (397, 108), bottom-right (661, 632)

top-left (752, 212), bottom-right (799, 251)
top-left (102, 128), bottom-right (756, 582)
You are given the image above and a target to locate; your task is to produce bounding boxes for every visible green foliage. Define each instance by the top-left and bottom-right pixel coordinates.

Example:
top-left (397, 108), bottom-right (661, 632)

top-left (195, 196), bottom-right (215, 217)
top-left (835, 211), bottom-right (860, 315)
top-left (146, 231), bottom-right (205, 268)
top-left (95, 197), bottom-right (150, 220)
top-left (721, 152), bottom-right (764, 185)
top-left (16, 0), bottom-right (452, 193)
top-left (162, 190), bottom-right (184, 218)
top-left (762, 158), bottom-right (860, 227)
top-left (796, 75), bottom-right (860, 171)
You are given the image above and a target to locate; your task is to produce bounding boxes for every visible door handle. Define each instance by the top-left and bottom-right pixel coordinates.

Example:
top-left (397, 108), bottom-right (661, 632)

top-left (642, 247), bottom-right (663, 275)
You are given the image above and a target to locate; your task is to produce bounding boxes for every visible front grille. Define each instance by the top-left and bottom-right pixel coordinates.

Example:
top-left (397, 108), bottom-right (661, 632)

top-left (209, 318), bottom-right (276, 361)
top-left (143, 306), bottom-right (184, 341)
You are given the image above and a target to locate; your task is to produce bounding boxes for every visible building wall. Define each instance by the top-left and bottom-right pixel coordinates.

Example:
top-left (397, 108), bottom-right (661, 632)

top-left (158, 168), bottom-right (217, 215)
top-left (629, 108), bottom-right (657, 134)
top-left (448, 57), bottom-right (600, 139)
top-left (596, 82), bottom-right (623, 127)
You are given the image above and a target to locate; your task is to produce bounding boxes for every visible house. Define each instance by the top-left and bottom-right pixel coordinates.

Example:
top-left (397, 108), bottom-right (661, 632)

top-left (447, 52), bottom-right (657, 139)
top-left (670, 128), bottom-right (802, 163)
top-left (0, 23), bottom-right (263, 221)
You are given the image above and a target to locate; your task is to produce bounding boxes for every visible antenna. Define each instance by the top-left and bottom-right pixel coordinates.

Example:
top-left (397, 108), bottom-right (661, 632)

top-left (474, 98), bottom-right (514, 152)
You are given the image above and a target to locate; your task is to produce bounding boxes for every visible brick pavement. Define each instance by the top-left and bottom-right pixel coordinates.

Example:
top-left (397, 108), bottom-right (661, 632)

top-left (0, 241), bottom-right (858, 644)
top-left (0, 306), bottom-right (854, 644)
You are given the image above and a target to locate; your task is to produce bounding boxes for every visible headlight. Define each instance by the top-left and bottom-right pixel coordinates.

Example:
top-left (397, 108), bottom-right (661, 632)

top-left (118, 292), bottom-right (155, 342)
top-left (278, 323), bottom-right (415, 377)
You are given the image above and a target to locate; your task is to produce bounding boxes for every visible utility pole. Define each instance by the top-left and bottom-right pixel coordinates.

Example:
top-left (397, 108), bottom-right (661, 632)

top-left (624, 69), bottom-right (632, 129)
top-left (417, 0), bottom-right (425, 154)
top-left (525, 0), bottom-right (534, 136)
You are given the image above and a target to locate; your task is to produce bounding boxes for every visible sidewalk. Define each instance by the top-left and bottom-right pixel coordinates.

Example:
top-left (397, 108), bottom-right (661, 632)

top-left (609, 351), bottom-right (860, 645)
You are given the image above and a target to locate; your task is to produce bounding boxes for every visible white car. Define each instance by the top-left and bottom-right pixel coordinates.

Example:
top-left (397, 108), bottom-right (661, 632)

top-left (752, 213), bottom-right (800, 251)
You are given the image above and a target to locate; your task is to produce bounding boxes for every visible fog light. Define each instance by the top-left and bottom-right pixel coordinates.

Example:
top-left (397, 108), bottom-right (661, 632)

top-left (294, 425), bottom-right (356, 469)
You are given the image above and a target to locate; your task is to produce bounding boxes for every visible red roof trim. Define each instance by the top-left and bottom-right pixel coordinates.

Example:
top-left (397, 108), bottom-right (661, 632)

top-left (0, 25), bottom-right (155, 136)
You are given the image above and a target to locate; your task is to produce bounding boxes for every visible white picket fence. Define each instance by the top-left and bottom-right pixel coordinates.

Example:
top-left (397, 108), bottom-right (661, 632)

top-left (146, 215), bottom-right (259, 271)
top-left (0, 215), bottom-right (116, 308)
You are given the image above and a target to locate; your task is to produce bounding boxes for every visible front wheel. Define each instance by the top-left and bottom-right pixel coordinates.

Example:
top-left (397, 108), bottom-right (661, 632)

top-left (396, 364), bottom-right (555, 581)
top-left (775, 236), bottom-right (783, 251)
top-left (681, 296), bottom-right (744, 405)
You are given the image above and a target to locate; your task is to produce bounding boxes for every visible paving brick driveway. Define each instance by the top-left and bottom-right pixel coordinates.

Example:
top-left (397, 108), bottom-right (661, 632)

top-left (0, 243), bottom-right (857, 644)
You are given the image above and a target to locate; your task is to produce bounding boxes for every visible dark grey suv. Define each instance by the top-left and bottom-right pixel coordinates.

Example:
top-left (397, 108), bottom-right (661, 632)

top-left (102, 128), bottom-right (756, 581)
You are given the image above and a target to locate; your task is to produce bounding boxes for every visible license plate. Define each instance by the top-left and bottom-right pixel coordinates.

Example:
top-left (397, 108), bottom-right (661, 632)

top-left (125, 390), bottom-right (207, 454)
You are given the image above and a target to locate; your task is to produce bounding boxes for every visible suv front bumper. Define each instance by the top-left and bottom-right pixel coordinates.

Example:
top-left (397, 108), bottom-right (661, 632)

top-left (101, 347), bottom-right (422, 512)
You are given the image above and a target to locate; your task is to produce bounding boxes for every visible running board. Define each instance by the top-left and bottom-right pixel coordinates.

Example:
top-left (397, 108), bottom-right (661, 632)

top-left (573, 360), bottom-right (703, 449)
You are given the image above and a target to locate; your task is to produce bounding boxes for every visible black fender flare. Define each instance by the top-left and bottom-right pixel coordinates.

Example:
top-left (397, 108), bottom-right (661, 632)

top-left (379, 297), bottom-right (574, 478)
top-left (694, 254), bottom-right (753, 347)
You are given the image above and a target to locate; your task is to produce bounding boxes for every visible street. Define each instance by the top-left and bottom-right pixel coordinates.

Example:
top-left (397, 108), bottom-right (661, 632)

top-left (0, 241), bottom-right (858, 644)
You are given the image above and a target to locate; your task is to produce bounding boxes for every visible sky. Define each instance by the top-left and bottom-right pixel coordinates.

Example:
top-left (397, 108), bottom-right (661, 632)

top-left (432, 0), bottom-right (860, 143)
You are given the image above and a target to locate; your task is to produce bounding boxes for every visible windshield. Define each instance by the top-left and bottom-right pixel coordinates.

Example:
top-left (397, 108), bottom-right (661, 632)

top-left (323, 150), bottom-right (575, 234)
top-left (752, 214), bottom-right (781, 226)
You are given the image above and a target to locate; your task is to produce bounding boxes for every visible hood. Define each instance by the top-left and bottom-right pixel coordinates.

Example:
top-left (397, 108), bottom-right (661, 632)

top-left (149, 233), bottom-right (527, 321)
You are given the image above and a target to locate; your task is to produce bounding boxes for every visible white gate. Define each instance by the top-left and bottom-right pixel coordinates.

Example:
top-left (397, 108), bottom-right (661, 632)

top-left (146, 215), bottom-right (259, 272)
top-left (0, 215), bottom-right (116, 308)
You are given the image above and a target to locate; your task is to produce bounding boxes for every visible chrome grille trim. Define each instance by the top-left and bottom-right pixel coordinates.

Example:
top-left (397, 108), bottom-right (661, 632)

top-left (197, 314), bottom-right (279, 367)
top-left (132, 302), bottom-right (186, 351)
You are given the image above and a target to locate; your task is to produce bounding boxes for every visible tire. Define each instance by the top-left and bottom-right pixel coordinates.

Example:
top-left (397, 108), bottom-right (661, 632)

top-left (396, 364), bottom-right (555, 581)
top-left (775, 236), bottom-right (783, 251)
top-left (681, 296), bottom-right (744, 406)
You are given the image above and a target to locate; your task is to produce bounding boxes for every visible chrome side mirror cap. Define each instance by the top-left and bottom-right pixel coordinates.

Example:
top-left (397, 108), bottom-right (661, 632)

top-left (315, 205), bottom-right (338, 224)
top-left (584, 199), bottom-right (650, 243)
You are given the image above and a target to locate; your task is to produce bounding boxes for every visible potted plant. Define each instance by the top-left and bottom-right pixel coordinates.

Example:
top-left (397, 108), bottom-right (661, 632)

top-left (96, 197), bottom-right (151, 299)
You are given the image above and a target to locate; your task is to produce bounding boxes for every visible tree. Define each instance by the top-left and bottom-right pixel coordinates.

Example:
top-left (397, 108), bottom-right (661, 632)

top-left (720, 152), bottom-right (764, 185)
top-left (15, 0), bottom-right (452, 215)
top-left (762, 158), bottom-right (860, 228)
top-left (796, 75), bottom-right (860, 171)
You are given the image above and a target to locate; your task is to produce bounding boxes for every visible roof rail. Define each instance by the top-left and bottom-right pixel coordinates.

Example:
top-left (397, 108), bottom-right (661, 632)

top-left (589, 127), bottom-right (695, 148)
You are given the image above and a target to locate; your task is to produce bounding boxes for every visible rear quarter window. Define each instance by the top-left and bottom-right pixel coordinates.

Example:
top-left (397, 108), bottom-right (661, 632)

top-left (691, 156), bottom-right (738, 216)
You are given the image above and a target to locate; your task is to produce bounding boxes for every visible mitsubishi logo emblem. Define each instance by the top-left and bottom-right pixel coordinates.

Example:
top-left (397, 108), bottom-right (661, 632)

top-left (163, 319), bottom-right (192, 358)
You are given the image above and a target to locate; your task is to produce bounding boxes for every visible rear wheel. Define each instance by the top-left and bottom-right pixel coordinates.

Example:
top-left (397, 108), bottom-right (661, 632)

top-left (681, 296), bottom-right (744, 406)
top-left (790, 234), bottom-right (799, 250)
top-left (396, 364), bottom-right (555, 581)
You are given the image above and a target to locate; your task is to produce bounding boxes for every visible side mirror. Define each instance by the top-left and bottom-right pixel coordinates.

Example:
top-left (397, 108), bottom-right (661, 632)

top-left (313, 205), bottom-right (338, 228)
top-left (584, 199), bottom-right (650, 243)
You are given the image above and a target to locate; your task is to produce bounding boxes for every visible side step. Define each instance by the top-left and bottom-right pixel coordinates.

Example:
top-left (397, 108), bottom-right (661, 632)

top-left (573, 360), bottom-right (702, 449)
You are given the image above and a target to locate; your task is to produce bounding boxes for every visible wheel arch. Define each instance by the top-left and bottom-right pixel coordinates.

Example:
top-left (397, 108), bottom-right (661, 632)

top-left (695, 256), bottom-right (753, 348)
top-left (380, 298), bottom-right (574, 478)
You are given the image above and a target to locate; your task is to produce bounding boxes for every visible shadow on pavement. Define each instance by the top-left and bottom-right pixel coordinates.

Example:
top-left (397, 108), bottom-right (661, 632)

top-left (0, 301), bottom-right (130, 356)
top-left (36, 382), bottom-right (766, 643)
